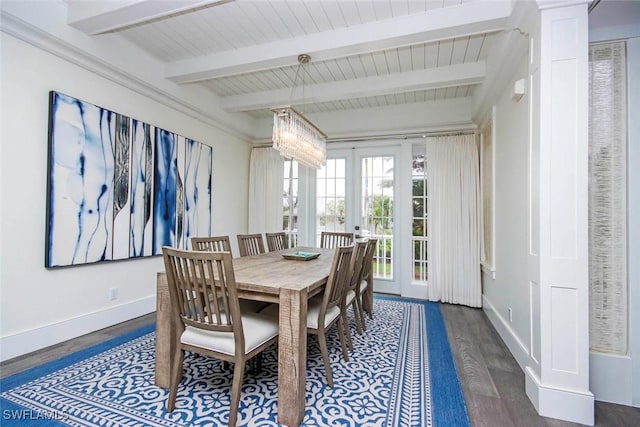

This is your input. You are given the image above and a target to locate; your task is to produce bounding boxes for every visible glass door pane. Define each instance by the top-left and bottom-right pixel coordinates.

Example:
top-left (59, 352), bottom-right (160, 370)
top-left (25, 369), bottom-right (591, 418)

top-left (361, 156), bottom-right (394, 280)
top-left (283, 160), bottom-right (299, 247)
top-left (316, 158), bottom-right (347, 245)
top-left (412, 147), bottom-right (428, 284)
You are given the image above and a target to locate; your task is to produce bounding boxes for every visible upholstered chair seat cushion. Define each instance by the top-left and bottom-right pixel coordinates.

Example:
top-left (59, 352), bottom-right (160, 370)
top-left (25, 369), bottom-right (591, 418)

top-left (181, 313), bottom-right (278, 355)
top-left (345, 289), bottom-right (356, 305)
top-left (307, 298), bottom-right (341, 329)
top-left (359, 280), bottom-right (368, 294)
top-left (261, 299), bottom-right (341, 330)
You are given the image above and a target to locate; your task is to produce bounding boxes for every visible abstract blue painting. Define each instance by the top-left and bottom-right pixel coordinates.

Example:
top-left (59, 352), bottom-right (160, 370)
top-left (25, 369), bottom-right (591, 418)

top-left (129, 119), bottom-right (154, 257)
top-left (183, 138), bottom-right (212, 249)
top-left (152, 128), bottom-right (177, 255)
top-left (45, 92), bottom-right (213, 268)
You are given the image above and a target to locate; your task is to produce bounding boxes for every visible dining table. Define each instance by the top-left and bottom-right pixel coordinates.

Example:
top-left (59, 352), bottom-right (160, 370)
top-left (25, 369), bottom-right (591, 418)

top-left (155, 246), bottom-right (336, 427)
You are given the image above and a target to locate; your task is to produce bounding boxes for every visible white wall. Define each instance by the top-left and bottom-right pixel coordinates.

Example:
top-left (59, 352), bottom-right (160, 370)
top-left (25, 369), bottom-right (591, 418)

top-left (480, 56), bottom-right (532, 369)
top-left (0, 34), bottom-right (251, 361)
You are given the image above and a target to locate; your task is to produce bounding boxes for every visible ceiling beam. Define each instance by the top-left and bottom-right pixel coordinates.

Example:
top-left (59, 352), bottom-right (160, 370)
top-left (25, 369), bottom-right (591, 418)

top-left (220, 62), bottom-right (486, 112)
top-left (165, 0), bottom-right (511, 83)
top-left (66, 0), bottom-right (232, 35)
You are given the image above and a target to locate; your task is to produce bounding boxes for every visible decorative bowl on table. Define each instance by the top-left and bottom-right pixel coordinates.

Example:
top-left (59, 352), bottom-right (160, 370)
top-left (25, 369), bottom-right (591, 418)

top-left (282, 251), bottom-right (320, 261)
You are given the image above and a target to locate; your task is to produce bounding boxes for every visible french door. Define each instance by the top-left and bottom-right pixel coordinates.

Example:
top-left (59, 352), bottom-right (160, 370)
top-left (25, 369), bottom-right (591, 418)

top-left (316, 146), bottom-right (400, 295)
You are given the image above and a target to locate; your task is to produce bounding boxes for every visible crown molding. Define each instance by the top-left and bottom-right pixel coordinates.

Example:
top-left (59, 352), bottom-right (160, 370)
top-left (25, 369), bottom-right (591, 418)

top-left (536, 0), bottom-right (590, 11)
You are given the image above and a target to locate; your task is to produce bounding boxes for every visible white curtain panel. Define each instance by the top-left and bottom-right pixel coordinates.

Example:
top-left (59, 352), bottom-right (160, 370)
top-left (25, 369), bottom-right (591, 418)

top-left (248, 147), bottom-right (284, 234)
top-left (426, 134), bottom-right (482, 307)
top-left (588, 41), bottom-right (628, 355)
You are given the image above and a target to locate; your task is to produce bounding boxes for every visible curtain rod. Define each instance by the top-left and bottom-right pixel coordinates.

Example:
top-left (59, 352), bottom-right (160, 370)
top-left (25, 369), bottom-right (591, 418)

top-left (328, 130), bottom-right (476, 143)
top-left (252, 129), bottom-right (476, 147)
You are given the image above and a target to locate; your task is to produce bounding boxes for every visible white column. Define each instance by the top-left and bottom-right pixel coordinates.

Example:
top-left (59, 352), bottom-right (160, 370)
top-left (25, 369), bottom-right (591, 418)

top-left (527, 1), bottom-right (593, 424)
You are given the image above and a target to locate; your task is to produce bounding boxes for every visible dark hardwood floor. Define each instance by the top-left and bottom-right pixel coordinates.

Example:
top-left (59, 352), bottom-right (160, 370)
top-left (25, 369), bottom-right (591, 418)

top-left (440, 303), bottom-right (640, 427)
top-left (0, 313), bottom-right (155, 379)
top-left (1, 303), bottom-right (638, 426)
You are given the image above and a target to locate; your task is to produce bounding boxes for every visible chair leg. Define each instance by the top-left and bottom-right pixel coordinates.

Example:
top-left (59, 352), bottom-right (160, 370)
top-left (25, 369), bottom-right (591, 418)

top-left (249, 353), bottom-right (263, 374)
top-left (167, 347), bottom-right (184, 412)
top-left (363, 280), bottom-right (374, 319)
top-left (317, 330), bottom-right (334, 387)
top-left (336, 318), bottom-right (349, 362)
top-left (342, 311), bottom-right (353, 351)
top-left (228, 357), bottom-right (246, 427)
top-left (355, 295), bottom-right (366, 332)
top-left (351, 300), bottom-right (363, 335)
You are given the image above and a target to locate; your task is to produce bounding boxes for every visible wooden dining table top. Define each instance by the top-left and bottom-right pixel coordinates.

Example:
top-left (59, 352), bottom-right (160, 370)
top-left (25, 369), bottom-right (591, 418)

top-left (229, 246), bottom-right (336, 294)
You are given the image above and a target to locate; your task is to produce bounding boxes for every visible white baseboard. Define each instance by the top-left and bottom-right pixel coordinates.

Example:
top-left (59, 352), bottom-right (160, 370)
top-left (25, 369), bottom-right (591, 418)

top-left (482, 295), bottom-right (530, 370)
top-left (526, 367), bottom-right (595, 425)
top-left (374, 281), bottom-right (400, 295)
top-left (0, 297), bottom-right (155, 362)
top-left (401, 283), bottom-right (429, 300)
top-left (590, 351), bottom-right (634, 406)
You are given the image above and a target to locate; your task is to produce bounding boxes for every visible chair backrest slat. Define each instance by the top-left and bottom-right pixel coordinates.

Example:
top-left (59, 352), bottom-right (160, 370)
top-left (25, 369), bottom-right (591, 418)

top-left (237, 234), bottom-right (266, 257)
top-left (362, 238), bottom-right (378, 282)
top-left (320, 231), bottom-right (354, 248)
top-left (191, 236), bottom-right (232, 253)
top-left (265, 232), bottom-right (288, 252)
top-left (348, 241), bottom-right (368, 293)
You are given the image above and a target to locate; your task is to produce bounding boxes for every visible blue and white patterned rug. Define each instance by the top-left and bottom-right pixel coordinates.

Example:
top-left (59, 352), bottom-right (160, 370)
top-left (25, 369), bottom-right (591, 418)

top-left (1, 297), bottom-right (469, 426)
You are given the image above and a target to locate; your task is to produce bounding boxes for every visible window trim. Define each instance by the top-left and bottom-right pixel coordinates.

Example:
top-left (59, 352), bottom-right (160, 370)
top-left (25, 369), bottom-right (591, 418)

top-left (480, 107), bottom-right (496, 279)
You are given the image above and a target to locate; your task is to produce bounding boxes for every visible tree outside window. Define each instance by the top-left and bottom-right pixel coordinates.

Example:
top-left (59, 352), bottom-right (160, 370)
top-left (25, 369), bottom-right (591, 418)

top-left (412, 150), bottom-right (428, 283)
top-left (283, 160), bottom-right (298, 247)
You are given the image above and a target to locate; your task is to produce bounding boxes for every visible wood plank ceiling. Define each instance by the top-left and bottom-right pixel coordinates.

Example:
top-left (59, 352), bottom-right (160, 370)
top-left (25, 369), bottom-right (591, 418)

top-left (67, 0), bottom-right (510, 121)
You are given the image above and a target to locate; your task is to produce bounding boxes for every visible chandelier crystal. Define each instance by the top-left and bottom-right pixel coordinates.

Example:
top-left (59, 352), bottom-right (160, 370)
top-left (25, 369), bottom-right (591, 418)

top-left (272, 54), bottom-right (327, 169)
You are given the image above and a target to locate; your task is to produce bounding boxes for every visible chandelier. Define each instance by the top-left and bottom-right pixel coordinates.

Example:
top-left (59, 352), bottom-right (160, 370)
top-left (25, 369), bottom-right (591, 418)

top-left (272, 54), bottom-right (327, 169)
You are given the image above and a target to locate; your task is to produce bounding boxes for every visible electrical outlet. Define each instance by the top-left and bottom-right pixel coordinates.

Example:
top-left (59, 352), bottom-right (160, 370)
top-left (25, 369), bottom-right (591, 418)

top-left (508, 307), bottom-right (513, 323)
top-left (109, 287), bottom-right (118, 301)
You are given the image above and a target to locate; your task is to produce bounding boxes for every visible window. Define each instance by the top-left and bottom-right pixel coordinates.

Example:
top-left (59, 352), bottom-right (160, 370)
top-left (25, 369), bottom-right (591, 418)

top-left (412, 146), bottom-right (428, 283)
top-left (282, 160), bottom-right (298, 248)
top-left (316, 158), bottom-right (346, 245)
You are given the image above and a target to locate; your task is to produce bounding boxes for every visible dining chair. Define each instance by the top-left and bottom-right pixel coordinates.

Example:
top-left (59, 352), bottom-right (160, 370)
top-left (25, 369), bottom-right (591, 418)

top-left (309, 245), bottom-right (354, 386)
top-left (162, 247), bottom-right (279, 427)
top-left (192, 235), bottom-right (268, 317)
top-left (191, 235), bottom-right (232, 253)
top-left (360, 239), bottom-right (378, 320)
top-left (342, 241), bottom-right (368, 347)
top-left (261, 245), bottom-right (353, 387)
top-left (319, 231), bottom-right (354, 248)
top-left (237, 233), bottom-right (266, 257)
top-left (265, 232), bottom-right (288, 252)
